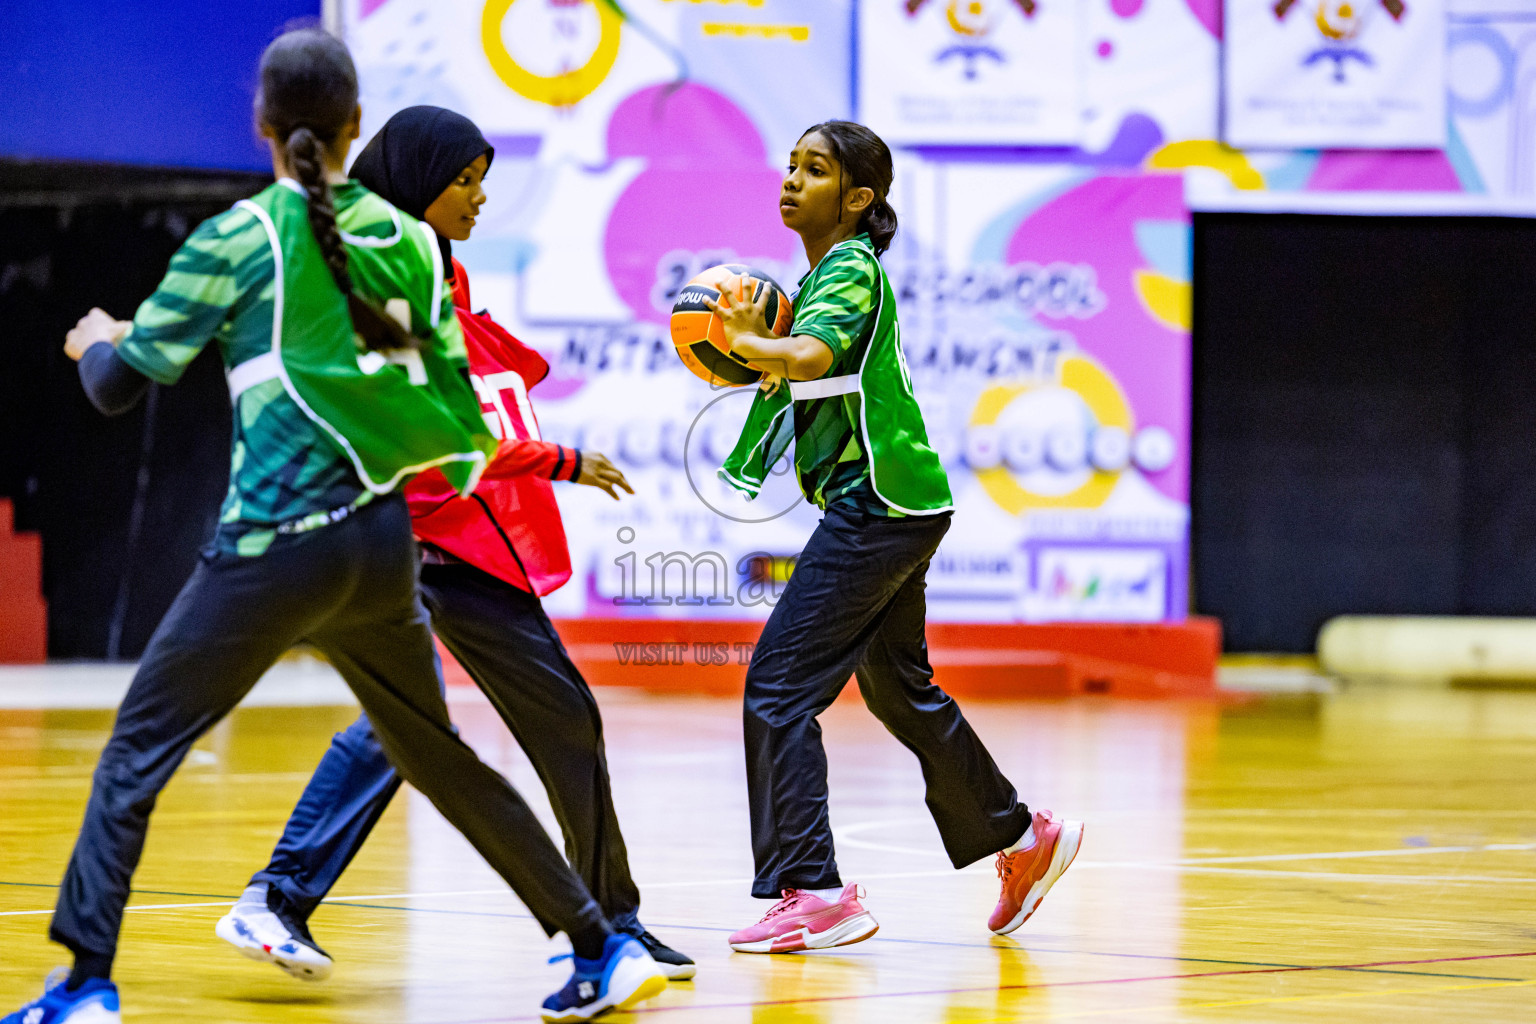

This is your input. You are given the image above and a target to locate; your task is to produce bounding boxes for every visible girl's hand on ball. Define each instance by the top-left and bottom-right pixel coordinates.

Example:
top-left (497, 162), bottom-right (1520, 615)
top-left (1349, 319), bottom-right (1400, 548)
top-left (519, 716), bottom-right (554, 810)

top-left (704, 275), bottom-right (771, 347)
top-left (576, 451), bottom-right (635, 501)
top-left (64, 308), bottom-right (130, 362)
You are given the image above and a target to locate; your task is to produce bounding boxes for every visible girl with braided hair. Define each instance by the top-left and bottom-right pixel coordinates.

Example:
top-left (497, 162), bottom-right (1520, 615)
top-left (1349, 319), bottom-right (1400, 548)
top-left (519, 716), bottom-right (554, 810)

top-left (217, 104), bottom-right (695, 985)
top-left (4, 29), bottom-right (663, 1024)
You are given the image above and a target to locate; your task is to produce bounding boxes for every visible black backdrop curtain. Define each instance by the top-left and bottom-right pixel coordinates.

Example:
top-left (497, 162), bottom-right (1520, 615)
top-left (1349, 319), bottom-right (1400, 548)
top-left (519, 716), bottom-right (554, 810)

top-left (1, 161), bottom-right (265, 658)
top-left (1193, 213), bottom-right (1536, 652)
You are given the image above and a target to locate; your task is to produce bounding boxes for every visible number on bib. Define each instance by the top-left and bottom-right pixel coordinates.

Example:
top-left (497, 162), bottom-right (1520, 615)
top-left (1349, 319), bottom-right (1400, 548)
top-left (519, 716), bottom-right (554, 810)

top-left (472, 370), bottom-right (541, 441)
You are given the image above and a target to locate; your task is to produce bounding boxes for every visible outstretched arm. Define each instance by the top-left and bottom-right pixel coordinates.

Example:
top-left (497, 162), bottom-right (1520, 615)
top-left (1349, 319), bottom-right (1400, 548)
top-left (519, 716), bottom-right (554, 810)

top-left (480, 439), bottom-right (634, 501)
top-left (68, 308), bottom-right (151, 416)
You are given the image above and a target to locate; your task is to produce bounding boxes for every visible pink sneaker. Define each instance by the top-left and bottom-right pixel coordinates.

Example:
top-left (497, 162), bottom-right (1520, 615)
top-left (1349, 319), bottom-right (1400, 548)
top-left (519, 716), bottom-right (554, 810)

top-left (988, 810), bottom-right (1084, 935)
top-left (728, 884), bottom-right (879, 953)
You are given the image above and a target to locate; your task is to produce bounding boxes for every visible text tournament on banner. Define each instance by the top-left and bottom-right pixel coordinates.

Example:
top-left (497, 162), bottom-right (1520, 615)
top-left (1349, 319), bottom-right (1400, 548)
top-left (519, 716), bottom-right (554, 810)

top-left (1224, 0), bottom-right (1447, 149)
top-left (859, 0), bottom-right (1083, 146)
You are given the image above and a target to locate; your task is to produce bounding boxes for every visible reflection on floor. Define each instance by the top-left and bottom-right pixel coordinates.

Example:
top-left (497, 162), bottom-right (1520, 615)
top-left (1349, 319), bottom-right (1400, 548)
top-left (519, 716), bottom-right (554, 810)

top-left (2, 680), bottom-right (1534, 1021)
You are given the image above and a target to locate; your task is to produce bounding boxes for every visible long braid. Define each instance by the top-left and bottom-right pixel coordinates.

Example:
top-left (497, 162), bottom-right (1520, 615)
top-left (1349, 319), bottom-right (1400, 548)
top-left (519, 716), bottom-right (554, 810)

top-left (286, 127), bottom-right (351, 295)
top-left (284, 126), bottom-right (416, 352)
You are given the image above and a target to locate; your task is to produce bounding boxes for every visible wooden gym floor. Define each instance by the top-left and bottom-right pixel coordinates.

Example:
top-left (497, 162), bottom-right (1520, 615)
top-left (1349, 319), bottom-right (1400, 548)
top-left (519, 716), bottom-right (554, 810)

top-left (2, 678), bottom-right (1534, 1022)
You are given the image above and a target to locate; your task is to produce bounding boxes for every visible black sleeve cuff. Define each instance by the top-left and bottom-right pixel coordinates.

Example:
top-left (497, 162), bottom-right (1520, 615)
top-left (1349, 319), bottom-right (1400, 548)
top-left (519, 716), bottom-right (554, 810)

top-left (569, 448), bottom-right (583, 483)
top-left (79, 342), bottom-right (152, 416)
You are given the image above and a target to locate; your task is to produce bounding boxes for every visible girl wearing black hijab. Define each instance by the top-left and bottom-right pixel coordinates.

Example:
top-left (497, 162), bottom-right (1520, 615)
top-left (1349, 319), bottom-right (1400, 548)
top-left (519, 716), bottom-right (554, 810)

top-left (348, 104), bottom-right (488, 276)
top-left (215, 106), bottom-right (696, 990)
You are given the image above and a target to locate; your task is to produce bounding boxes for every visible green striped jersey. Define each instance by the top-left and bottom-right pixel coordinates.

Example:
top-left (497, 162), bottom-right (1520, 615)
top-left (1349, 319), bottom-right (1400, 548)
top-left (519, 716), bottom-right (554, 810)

top-left (116, 180), bottom-right (465, 556)
top-left (789, 234), bottom-right (900, 517)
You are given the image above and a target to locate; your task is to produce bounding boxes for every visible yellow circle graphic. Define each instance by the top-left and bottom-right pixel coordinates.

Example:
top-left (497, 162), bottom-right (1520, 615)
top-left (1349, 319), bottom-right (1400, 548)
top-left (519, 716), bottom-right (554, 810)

top-left (971, 355), bottom-right (1132, 514)
top-left (482, 0), bottom-right (623, 107)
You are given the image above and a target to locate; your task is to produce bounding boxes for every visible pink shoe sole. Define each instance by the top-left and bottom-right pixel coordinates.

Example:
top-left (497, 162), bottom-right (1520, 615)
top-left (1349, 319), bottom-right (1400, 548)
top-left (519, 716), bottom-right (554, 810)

top-left (992, 820), bottom-right (1084, 936)
top-left (729, 910), bottom-right (880, 953)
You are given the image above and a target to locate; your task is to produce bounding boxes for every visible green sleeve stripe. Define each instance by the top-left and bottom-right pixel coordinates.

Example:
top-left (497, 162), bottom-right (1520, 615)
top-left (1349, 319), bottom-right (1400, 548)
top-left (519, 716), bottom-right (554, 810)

top-left (214, 207), bottom-right (260, 237)
top-left (112, 213), bottom-right (256, 384)
top-left (182, 235), bottom-right (236, 262)
top-left (181, 216), bottom-right (266, 268)
top-left (131, 303), bottom-right (193, 331)
top-left (798, 255), bottom-right (875, 307)
top-left (116, 336), bottom-right (194, 384)
top-left (797, 291), bottom-right (873, 321)
top-left (224, 232), bottom-right (275, 271)
top-left (168, 246), bottom-right (231, 275)
top-left (156, 270), bottom-right (239, 307)
top-left (139, 288), bottom-right (232, 321)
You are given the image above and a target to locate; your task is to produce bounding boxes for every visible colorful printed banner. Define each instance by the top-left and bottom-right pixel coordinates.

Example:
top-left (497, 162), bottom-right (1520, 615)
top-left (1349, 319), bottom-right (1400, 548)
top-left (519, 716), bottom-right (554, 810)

top-left (857, 0), bottom-right (1083, 146)
top-left (1224, 0), bottom-right (1447, 149)
top-left (481, 158), bottom-right (1193, 624)
top-left (340, 0), bottom-right (1192, 624)
top-left (886, 163), bottom-right (1191, 622)
top-left (345, 0), bottom-right (849, 164)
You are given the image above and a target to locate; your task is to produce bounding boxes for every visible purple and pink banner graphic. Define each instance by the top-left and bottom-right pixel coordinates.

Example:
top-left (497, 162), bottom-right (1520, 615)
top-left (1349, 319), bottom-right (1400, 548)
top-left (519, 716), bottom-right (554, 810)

top-left (338, 0), bottom-right (1526, 622)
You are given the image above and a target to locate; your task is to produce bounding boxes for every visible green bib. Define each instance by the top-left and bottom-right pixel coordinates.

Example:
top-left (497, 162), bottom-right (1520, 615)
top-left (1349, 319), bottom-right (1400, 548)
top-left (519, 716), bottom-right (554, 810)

top-left (720, 236), bottom-right (953, 515)
top-left (230, 182), bottom-right (494, 497)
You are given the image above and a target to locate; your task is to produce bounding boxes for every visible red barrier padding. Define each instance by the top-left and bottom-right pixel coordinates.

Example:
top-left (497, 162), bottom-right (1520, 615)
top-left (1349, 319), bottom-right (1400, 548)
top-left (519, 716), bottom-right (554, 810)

top-left (440, 617), bottom-right (1221, 701)
top-left (0, 500), bottom-right (47, 664)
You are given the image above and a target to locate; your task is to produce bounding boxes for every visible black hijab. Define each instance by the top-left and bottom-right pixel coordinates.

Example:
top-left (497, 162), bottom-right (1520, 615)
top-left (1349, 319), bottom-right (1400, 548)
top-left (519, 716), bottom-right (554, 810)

top-left (349, 105), bottom-right (493, 272)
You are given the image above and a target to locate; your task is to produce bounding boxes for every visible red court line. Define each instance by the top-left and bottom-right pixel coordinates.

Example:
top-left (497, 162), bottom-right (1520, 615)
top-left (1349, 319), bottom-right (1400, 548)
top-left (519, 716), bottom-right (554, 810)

top-left (451, 949), bottom-right (1536, 1022)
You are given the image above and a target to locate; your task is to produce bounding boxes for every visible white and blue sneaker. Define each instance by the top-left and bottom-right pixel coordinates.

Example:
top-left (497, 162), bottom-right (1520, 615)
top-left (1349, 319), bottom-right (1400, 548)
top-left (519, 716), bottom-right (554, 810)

top-left (1, 969), bottom-right (120, 1024)
top-left (215, 885), bottom-right (333, 981)
top-left (541, 933), bottom-right (667, 1022)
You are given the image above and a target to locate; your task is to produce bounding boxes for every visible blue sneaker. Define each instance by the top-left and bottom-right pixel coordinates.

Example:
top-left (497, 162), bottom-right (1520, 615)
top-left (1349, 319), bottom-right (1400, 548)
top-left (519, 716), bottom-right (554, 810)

top-left (2, 970), bottom-right (121, 1024)
top-left (540, 933), bottom-right (667, 1022)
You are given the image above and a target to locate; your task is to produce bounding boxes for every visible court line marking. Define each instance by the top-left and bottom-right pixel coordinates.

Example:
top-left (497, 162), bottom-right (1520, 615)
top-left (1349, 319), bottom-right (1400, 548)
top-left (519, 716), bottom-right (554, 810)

top-left (3, 880), bottom-right (1521, 984)
top-left (1171, 842), bottom-right (1536, 865)
top-left (1075, 864), bottom-right (1536, 884)
top-left (271, 906), bottom-right (1536, 983)
top-left (433, 952), bottom-right (1536, 1022)
top-left (3, 883), bottom-right (1525, 990)
top-left (833, 817), bottom-right (1536, 864)
top-left (9, 840), bottom-right (1536, 922)
top-left (948, 977), bottom-right (1536, 1023)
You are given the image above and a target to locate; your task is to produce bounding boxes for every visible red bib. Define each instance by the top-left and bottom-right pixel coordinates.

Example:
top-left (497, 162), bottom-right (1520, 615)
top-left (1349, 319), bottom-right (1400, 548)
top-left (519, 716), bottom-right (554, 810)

top-left (406, 263), bottom-right (574, 596)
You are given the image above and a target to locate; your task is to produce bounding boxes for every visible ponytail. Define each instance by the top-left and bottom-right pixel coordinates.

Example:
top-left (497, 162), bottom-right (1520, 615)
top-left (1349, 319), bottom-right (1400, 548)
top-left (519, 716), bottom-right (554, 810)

top-left (258, 29), bottom-right (417, 352)
top-left (799, 120), bottom-right (899, 257)
top-left (860, 196), bottom-right (898, 260)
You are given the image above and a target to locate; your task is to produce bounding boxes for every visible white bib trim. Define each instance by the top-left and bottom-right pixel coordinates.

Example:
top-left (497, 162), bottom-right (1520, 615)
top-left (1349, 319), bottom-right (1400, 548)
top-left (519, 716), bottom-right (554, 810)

top-left (227, 351), bottom-right (282, 399)
top-left (789, 374), bottom-right (859, 402)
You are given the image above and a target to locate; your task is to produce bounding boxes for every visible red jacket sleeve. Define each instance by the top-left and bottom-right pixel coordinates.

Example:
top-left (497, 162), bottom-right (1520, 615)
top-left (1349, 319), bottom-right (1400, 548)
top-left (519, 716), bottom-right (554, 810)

top-left (481, 438), bottom-right (582, 483)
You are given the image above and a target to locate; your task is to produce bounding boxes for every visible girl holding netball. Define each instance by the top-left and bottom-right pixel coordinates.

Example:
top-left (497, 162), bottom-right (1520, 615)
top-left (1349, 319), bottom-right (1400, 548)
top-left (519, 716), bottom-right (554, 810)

top-left (215, 104), bottom-right (694, 984)
top-left (707, 121), bottom-right (1084, 952)
top-left (3, 32), bottom-right (661, 1024)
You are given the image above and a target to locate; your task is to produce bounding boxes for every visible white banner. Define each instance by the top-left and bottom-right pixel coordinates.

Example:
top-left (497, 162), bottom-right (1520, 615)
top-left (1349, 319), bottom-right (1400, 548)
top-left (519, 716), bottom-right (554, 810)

top-left (1224, 0), bottom-right (1446, 149)
top-left (858, 0), bottom-right (1082, 147)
